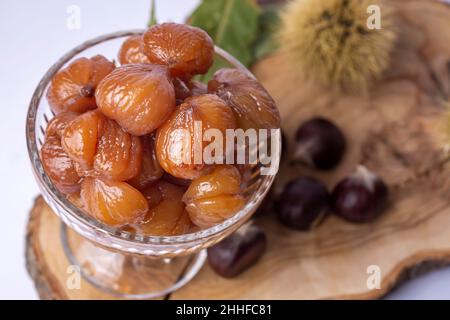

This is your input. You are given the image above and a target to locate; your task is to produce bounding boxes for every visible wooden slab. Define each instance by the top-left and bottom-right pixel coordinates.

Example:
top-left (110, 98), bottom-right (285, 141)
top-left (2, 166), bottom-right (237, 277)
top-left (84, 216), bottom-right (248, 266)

top-left (26, 0), bottom-right (450, 299)
top-left (26, 197), bottom-right (121, 300)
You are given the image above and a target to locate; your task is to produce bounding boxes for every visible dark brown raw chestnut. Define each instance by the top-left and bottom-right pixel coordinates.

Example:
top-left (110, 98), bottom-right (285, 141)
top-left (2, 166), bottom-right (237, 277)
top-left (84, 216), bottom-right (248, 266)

top-left (332, 165), bottom-right (388, 223)
top-left (253, 185), bottom-right (277, 217)
top-left (280, 130), bottom-right (288, 160)
top-left (276, 177), bottom-right (330, 230)
top-left (292, 117), bottom-right (346, 170)
top-left (207, 223), bottom-right (266, 278)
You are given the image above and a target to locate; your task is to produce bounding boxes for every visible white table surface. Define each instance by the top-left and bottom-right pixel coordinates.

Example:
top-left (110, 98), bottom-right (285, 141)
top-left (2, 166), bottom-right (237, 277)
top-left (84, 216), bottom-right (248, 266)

top-left (1, 0), bottom-right (449, 300)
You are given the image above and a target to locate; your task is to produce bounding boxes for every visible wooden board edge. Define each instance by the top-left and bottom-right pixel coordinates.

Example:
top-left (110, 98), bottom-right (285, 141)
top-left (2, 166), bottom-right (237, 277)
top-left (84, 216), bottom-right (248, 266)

top-left (331, 251), bottom-right (450, 300)
top-left (25, 195), bottom-right (450, 300)
top-left (25, 196), bottom-right (68, 300)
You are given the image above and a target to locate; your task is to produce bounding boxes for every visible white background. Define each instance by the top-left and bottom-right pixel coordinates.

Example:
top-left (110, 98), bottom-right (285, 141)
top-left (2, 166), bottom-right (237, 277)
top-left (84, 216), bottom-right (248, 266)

top-left (0, 0), bottom-right (450, 299)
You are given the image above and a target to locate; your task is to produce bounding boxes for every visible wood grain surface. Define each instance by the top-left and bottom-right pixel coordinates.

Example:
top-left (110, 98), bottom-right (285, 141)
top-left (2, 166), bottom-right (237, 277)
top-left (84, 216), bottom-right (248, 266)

top-left (26, 0), bottom-right (450, 299)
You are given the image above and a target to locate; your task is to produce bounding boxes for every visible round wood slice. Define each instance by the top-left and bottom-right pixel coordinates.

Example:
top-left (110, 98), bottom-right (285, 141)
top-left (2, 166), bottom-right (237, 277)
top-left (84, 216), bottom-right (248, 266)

top-left (26, 197), bottom-right (121, 299)
top-left (26, 0), bottom-right (450, 299)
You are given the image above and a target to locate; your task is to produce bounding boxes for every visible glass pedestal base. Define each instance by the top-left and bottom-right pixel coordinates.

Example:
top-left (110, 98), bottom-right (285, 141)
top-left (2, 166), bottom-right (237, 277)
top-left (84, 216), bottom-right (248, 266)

top-left (61, 223), bottom-right (207, 299)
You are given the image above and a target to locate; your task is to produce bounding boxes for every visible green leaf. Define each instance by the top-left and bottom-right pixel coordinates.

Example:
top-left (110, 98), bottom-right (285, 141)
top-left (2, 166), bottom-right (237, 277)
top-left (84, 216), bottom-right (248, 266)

top-left (252, 5), bottom-right (281, 60)
top-left (253, 31), bottom-right (278, 61)
top-left (189, 0), bottom-right (260, 68)
top-left (147, 0), bottom-right (157, 27)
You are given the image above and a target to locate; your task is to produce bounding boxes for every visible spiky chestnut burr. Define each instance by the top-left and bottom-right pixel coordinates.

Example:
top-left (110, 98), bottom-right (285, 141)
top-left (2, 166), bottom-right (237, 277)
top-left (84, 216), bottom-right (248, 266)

top-left (278, 0), bottom-right (396, 91)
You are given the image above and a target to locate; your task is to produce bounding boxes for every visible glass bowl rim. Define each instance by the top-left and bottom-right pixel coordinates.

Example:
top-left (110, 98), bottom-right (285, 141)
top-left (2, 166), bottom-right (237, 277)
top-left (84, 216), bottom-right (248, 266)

top-left (26, 29), bottom-right (280, 245)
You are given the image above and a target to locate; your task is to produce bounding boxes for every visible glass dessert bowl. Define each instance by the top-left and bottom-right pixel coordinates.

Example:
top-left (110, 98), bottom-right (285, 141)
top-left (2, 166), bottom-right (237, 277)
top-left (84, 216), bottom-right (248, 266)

top-left (26, 29), bottom-right (281, 299)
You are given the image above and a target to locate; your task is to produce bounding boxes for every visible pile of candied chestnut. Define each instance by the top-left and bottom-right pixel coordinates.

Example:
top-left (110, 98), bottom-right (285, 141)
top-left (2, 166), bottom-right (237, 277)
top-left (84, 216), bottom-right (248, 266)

top-left (40, 22), bottom-right (389, 279)
top-left (40, 23), bottom-right (280, 238)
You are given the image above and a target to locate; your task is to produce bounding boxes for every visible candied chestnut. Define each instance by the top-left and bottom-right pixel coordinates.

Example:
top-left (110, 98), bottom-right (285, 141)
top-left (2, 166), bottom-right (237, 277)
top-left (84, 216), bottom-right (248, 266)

top-left (207, 223), bottom-right (267, 278)
top-left (41, 135), bottom-right (81, 194)
top-left (208, 68), bottom-right (280, 130)
top-left (142, 23), bottom-right (214, 78)
top-left (183, 165), bottom-right (245, 228)
top-left (137, 181), bottom-right (192, 236)
top-left (95, 64), bottom-right (175, 136)
top-left (66, 192), bottom-right (87, 211)
top-left (156, 94), bottom-right (237, 180)
top-left (93, 118), bottom-right (142, 181)
top-left (46, 112), bottom-right (79, 138)
top-left (332, 166), bottom-right (388, 223)
top-left (47, 55), bottom-right (115, 114)
top-left (61, 110), bottom-right (104, 170)
top-left (81, 177), bottom-right (148, 226)
top-left (276, 177), bottom-right (330, 230)
top-left (292, 117), bottom-right (346, 170)
top-left (141, 182), bottom-right (163, 208)
top-left (118, 35), bottom-right (150, 65)
top-left (127, 134), bottom-right (163, 190)
top-left (61, 110), bottom-right (142, 181)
